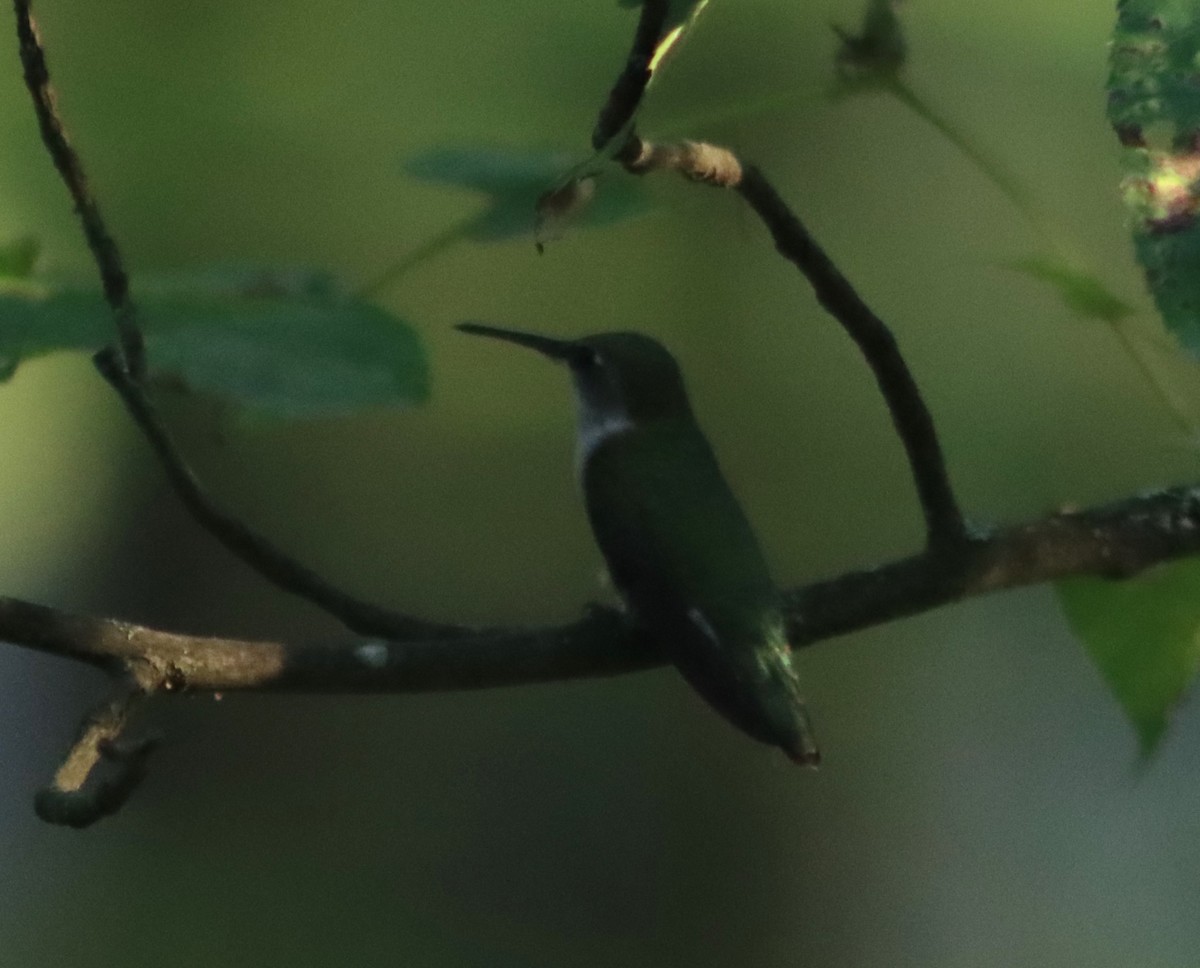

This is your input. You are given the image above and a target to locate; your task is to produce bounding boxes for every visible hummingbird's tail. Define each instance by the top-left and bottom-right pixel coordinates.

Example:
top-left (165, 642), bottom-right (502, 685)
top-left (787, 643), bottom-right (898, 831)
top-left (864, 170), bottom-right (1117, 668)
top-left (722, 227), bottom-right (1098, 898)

top-left (784, 707), bottom-right (822, 768)
top-left (674, 610), bottom-right (822, 766)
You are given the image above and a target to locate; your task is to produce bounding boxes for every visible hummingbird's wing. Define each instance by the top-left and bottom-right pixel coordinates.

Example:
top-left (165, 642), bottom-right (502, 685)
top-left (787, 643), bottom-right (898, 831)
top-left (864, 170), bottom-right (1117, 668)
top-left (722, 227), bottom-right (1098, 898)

top-left (584, 421), bottom-right (775, 628)
top-left (582, 420), bottom-right (818, 763)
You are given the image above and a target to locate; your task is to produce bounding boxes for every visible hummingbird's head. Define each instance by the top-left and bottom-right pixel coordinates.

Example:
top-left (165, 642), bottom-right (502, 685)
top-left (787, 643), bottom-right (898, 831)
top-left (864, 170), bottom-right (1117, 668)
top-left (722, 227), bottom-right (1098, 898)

top-left (457, 324), bottom-right (694, 430)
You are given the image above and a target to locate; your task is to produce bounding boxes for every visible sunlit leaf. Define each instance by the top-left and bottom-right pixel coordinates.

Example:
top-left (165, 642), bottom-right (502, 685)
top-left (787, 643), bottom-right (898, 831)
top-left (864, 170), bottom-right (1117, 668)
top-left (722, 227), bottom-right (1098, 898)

top-left (0, 265), bottom-right (428, 417)
top-left (1008, 256), bottom-right (1134, 324)
top-left (615, 0), bottom-right (713, 86)
top-left (1058, 558), bottom-right (1200, 754)
top-left (405, 146), bottom-right (651, 243)
top-left (650, 1), bottom-right (711, 80)
top-left (1108, 0), bottom-right (1200, 356)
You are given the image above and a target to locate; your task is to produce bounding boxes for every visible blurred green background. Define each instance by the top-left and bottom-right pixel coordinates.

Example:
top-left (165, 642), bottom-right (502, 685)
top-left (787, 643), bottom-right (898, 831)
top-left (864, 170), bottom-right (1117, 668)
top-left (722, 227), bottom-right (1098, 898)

top-left (2, 1), bottom-right (1199, 965)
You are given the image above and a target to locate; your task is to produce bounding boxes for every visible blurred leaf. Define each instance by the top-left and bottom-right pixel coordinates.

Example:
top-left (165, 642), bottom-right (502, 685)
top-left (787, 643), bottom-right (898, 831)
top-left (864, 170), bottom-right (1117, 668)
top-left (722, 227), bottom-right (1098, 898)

top-left (1126, 204), bottom-right (1200, 356)
top-left (0, 236), bottom-right (40, 279)
top-left (1108, 0), bottom-right (1200, 357)
top-left (832, 0), bottom-right (907, 94)
top-left (1057, 559), bottom-right (1200, 754)
top-left (0, 265), bottom-right (428, 417)
top-left (405, 146), bottom-right (651, 243)
top-left (1008, 256), bottom-right (1135, 323)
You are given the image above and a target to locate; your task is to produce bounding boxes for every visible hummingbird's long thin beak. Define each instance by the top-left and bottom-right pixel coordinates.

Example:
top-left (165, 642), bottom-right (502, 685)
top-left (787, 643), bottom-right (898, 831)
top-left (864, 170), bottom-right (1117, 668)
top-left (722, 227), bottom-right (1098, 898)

top-left (457, 322), bottom-right (578, 362)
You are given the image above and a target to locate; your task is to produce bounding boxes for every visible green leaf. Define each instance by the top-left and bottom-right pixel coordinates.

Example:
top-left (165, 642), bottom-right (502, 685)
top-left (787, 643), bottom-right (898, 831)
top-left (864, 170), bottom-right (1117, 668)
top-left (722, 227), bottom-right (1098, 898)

top-left (0, 265), bottom-right (428, 417)
top-left (1108, 0), bottom-right (1200, 356)
top-left (1129, 213), bottom-right (1200, 356)
top-left (1057, 559), bottom-right (1200, 754)
top-left (405, 146), bottom-right (652, 242)
top-left (1008, 256), bottom-right (1135, 324)
top-left (0, 236), bottom-right (40, 279)
top-left (1108, 0), bottom-right (1200, 136)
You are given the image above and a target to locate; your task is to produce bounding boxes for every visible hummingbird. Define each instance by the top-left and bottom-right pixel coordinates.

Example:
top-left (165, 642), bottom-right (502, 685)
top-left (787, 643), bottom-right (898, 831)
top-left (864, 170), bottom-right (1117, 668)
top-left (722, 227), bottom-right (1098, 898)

top-left (457, 322), bottom-right (820, 765)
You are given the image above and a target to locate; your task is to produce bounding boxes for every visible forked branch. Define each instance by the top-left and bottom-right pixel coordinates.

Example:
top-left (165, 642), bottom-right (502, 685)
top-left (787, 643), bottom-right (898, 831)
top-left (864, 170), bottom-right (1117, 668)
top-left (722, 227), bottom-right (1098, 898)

top-left (617, 135), bottom-right (966, 549)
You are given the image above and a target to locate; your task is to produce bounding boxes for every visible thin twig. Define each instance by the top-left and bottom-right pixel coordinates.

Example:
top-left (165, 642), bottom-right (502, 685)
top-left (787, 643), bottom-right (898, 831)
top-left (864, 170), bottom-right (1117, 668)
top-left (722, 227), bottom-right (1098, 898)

top-left (33, 683), bottom-right (157, 828)
top-left (735, 162), bottom-right (965, 548)
top-left (619, 136), bottom-right (966, 548)
top-left (13, 0), bottom-right (143, 376)
top-left (592, 0), bottom-right (669, 151)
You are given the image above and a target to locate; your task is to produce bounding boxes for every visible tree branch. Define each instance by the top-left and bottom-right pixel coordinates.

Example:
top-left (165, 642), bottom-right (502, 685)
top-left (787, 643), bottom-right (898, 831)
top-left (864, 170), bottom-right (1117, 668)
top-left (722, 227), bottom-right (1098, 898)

top-left (6, 484), bottom-right (1200, 696)
top-left (737, 163), bottom-right (965, 547)
top-left (618, 136), bottom-right (966, 549)
top-left (790, 484), bottom-right (1200, 643)
top-left (0, 597), bottom-right (652, 693)
top-left (6, 481), bottom-right (1200, 821)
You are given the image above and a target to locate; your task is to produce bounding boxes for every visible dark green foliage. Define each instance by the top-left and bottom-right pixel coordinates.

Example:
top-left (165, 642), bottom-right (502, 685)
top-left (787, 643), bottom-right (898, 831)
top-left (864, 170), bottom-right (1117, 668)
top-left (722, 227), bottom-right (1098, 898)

top-left (1108, 0), bottom-right (1200, 136)
top-left (1109, 0), bottom-right (1200, 355)
top-left (0, 256), bottom-right (428, 416)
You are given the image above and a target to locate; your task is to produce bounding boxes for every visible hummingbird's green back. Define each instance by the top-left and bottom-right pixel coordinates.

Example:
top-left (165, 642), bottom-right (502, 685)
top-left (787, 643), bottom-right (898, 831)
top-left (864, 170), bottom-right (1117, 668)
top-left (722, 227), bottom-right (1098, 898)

top-left (583, 416), bottom-right (818, 763)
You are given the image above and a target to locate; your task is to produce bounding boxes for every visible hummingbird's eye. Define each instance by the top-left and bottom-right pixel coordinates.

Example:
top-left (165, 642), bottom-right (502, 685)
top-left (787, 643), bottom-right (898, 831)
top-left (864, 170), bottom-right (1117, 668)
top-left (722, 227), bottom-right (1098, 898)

top-left (572, 348), bottom-right (603, 371)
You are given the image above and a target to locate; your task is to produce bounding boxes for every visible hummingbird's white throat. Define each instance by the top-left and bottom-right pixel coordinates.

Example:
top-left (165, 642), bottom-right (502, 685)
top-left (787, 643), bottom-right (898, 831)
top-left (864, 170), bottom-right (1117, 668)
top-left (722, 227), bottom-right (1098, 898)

top-left (572, 386), bottom-right (634, 474)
